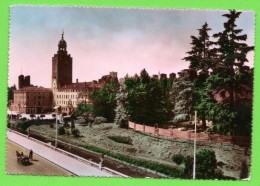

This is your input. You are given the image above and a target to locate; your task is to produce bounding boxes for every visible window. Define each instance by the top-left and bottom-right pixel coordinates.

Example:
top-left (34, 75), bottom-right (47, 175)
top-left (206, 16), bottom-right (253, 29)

top-left (38, 101), bottom-right (41, 106)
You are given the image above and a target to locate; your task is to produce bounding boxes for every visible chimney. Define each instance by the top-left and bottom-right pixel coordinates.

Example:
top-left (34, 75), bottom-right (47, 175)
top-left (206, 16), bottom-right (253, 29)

top-left (76, 79), bottom-right (78, 83)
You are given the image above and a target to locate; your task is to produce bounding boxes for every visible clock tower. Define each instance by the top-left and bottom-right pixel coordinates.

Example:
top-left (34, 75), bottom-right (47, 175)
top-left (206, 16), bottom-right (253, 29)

top-left (51, 31), bottom-right (73, 91)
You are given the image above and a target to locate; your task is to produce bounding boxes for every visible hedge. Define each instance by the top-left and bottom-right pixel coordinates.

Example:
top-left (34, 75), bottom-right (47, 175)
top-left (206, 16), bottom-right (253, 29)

top-left (17, 119), bottom-right (55, 130)
top-left (84, 145), bottom-right (185, 178)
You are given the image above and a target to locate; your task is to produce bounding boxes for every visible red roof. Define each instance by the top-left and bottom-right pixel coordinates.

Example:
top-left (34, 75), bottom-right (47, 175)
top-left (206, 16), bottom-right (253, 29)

top-left (58, 82), bottom-right (102, 90)
top-left (15, 87), bottom-right (51, 92)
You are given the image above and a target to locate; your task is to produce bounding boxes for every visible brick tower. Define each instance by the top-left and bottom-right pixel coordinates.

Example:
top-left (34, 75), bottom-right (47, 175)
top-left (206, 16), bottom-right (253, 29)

top-left (51, 31), bottom-right (73, 90)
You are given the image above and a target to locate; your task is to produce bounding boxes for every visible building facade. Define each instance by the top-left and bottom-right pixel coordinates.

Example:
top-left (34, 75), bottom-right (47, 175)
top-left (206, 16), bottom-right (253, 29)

top-left (54, 82), bottom-right (102, 114)
top-left (10, 87), bottom-right (53, 114)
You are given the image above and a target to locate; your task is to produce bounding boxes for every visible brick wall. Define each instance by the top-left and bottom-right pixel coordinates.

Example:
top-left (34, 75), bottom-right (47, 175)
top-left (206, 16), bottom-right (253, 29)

top-left (129, 121), bottom-right (250, 145)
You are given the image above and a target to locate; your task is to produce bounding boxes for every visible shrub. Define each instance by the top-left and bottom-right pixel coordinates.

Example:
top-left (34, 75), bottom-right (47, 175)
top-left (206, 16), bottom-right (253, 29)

top-left (109, 136), bottom-right (132, 145)
top-left (58, 126), bottom-right (65, 135)
top-left (22, 117), bottom-right (27, 121)
top-left (17, 119), bottom-right (55, 130)
top-left (94, 116), bottom-right (107, 124)
top-left (173, 154), bottom-right (185, 165)
top-left (240, 161), bottom-right (249, 179)
top-left (196, 149), bottom-right (217, 179)
top-left (71, 128), bottom-right (80, 137)
top-left (183, 156), bottom-right (193, 178)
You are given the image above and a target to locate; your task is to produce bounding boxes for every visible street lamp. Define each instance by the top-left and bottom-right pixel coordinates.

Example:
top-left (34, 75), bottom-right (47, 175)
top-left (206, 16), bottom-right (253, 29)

top-left (193, 111), bottom-right (197, 179)
top-left (53, 105), bottom-right (61, 149)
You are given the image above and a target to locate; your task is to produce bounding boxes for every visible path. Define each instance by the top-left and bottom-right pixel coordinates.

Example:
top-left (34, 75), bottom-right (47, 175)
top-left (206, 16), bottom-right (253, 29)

top-left (7, 130), bottom-right (118, 177)
top-left (6, 141), bottom-right (73, 176)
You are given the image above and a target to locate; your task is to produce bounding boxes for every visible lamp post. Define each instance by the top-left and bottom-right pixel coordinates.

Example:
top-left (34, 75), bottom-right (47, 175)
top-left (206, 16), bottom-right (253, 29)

top-left (53, 105), bottom-right (60, 149)
top-left (193, 111), bottom-right (197, 179)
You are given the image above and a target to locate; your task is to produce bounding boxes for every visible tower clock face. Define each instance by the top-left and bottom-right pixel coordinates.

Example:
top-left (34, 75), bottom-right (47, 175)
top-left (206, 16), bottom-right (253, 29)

top-left (53, 81), bottom-right (56, 89)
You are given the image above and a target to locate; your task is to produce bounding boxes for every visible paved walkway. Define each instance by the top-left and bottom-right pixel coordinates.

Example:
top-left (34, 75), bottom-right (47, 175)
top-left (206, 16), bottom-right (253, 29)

top-left (7, 130), bottom-right (117, 177)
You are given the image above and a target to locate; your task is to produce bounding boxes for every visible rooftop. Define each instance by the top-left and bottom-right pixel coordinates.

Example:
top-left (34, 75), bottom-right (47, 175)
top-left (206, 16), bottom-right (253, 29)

top-left (58, 82), bottom-right (102, 90)
top-left (15, 87), bottom-right (51, 92)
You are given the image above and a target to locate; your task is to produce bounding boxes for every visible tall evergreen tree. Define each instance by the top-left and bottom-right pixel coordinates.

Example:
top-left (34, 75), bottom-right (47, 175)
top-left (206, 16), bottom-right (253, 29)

top-left (183, 22), bottom-right (214, 128)
top-left (206, 10), bottom-right (254, 136)
top-left (212, 10), bottom-right (254, 106)
top-left (115, 84), bottom-right (129, 128)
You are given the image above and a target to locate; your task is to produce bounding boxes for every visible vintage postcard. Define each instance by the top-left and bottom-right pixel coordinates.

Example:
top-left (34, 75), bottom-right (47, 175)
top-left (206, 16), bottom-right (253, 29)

top-left (7, 6), bottom-right (255, 179)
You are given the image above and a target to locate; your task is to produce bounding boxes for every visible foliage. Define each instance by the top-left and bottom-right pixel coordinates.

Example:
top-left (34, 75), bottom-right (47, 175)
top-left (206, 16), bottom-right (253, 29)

top-left (108, 136), bottom-right (132, 145)
top-left (240, 161), bottom-right (249, 179)
top-left (8, 86), bottom-right (16, 101)
top-left (71, 128), bottom-right (80, 137)
top-left (74, 103), bottom-right (94, 124)
top-left (91, 80), bottom-right (119, 122)
top-left (182, 10), bottom-right (254, 136)
top-left (17, 119), bottom-right (55, 130)
top-left (125, 69), bottom-right (172, 125)
top-left (172, 79), bottom-right (194, 123)
top-left (115, 84), bottom-right (129, 128)
top-left (84, 145), bottom-right (185, 178)
top-left (58, 126), bottom-right (65, 135)
top-left (172, 154), bottom-right (185, 165)
top-left (196, 149), bottom-right (217, 179)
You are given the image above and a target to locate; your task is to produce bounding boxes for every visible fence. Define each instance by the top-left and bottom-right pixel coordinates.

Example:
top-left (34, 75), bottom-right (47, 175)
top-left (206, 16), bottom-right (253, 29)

top-left (128, 121), bottom-right (250, 145)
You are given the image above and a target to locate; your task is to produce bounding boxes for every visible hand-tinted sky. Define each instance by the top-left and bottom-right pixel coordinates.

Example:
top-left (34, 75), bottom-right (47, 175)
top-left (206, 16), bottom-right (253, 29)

top-left (9, 6), bottom-right (255, 88)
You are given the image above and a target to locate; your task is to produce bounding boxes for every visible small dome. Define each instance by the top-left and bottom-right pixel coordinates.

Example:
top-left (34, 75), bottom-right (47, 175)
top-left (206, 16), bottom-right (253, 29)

top-left (58, 39), bottom-right (67, 48)
top-left (58, 31), bottom-right (67, 49)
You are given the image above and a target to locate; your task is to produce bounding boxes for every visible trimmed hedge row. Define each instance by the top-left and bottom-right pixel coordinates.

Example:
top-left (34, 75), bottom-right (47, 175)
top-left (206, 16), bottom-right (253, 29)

top-left (84, 145), bottom-right (185, 178)
top-left (108, 136), bottom-right (132, 145)
top-left (17, 119), bottom-right (55, 130)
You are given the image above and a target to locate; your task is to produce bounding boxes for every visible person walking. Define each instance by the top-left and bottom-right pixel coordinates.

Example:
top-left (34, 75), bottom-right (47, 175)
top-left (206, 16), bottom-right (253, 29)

top-left (99, 153), bottom-right (104, 170)
top-left (29, 149), bottom-right (33, 159)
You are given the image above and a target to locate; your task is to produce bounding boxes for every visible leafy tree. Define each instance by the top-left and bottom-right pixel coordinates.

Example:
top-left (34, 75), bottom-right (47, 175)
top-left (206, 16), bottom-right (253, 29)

top-left (75, 103), bottom-right (94, 124)
top-left (115, 84), bottom-right (129, 128)
top-left (91, 80), bottom-right (119, 122)
top-left (126, 69), bottom-right (171, 125)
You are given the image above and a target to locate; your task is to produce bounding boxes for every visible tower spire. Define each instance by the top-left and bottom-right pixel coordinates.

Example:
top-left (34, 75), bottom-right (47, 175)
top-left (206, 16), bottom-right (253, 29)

top-left (62, 29), bottom-right (64, 40)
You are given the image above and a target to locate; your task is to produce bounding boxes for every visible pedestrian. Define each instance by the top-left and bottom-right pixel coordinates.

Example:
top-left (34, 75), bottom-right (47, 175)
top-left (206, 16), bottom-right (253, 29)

top-left (29, 149), bottom-right (33, 159)
top-left (99, 153), bottom-right (104, 170)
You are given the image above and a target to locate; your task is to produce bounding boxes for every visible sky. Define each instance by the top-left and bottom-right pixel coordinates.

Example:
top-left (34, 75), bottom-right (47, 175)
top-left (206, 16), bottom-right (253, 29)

top-left (9, 6), bottom-right (255, 88)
